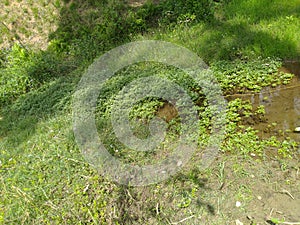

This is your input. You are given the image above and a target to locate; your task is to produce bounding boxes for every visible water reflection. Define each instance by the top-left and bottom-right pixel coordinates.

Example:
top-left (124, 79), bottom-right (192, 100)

top-left (231, 61), bottom-right (300, 141)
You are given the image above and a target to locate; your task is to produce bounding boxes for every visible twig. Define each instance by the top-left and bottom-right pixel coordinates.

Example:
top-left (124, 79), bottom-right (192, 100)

top-left (279, 189), bottom-right (295, 200)
top-left (156, 203), bottom-right (160, 215)
top-left (12, 185), bottom-right (33, 202)
top-left (126, 189), bottom-right (136, 201)
top-left (267, 209), bottom-right (300, 225)
top-left (171, 215), bottom-right (195, 225)
top-left (280, 222), bottom-right (300, 225)
top-left (269, 208), bottom-right (274, 217)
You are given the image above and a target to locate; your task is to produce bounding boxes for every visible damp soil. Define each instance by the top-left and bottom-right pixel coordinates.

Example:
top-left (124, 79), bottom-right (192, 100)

top-left (127, 63), bottom-right (300, 224)
top-left (229, 61), bottom-right (300, 142)
top-left (156, 61), bottom-right (300, 143)
top-left (155, 61), bottom-right (300, 148)
top-left (206, 62), bottom-right (300, 224)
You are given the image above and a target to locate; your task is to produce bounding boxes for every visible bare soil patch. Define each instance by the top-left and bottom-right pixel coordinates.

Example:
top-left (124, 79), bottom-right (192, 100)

top-left (0, 0), bottom-right (61, 50)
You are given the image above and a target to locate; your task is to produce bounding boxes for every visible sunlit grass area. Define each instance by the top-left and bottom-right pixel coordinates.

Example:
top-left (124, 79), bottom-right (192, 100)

top-left (148, 0), bottom-right (300, 61)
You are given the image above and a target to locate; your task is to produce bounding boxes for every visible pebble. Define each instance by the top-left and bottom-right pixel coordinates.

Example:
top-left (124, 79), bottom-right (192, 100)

top-left (177, 160), bottom-right (183, 167)
top-left (247, 215), bottom-right (254, 220)
top-left (294, 127), bottom-right (300, 132)
top-left (235, 219), bottom-right (244, 225)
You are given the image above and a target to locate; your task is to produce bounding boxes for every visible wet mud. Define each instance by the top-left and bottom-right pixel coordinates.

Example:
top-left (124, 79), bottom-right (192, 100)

top-left (230, 61), bottom-right (300, 141)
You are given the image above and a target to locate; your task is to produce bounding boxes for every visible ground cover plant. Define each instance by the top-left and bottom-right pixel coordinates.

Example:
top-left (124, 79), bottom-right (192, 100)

top-left (1, 0), bottom-right (300, 224)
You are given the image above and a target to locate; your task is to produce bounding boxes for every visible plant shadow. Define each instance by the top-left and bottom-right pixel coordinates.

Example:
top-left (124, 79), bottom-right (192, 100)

top-left (0, 75), bottom-right (78, 151)
top-left (110, 168), bottom-right (215, 224)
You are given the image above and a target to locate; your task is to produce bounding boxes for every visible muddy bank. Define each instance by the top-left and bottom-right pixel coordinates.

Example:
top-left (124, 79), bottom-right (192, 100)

top-left (228, 61), bottom-right (300, 141)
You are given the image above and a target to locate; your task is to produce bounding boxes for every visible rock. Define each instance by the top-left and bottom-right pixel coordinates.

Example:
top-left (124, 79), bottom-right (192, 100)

top-left (294, 127), bottom-right (300, 132)
top-left (235, 219), bottom-right (244, 225)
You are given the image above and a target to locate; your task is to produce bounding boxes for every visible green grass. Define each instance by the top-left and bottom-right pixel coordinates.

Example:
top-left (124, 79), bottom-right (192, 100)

top-left (1, 0), bottom-right (300, 224)
top-left (144, 0), bottom-right (300, 61)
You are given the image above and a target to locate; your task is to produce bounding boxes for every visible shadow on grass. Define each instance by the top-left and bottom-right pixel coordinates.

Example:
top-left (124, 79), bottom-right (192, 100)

top-left (7, 0), bottom-right (295, 130)
top-left (211, 0), bottom-right (300, 60)
top-left (197, 19), bottom-right (299, 62)
top-left (0, 75), bottom-right (79, 150)
top-left (109, 167), bottom-right (215, 224)
top-left (223, 0), bottom-right (300, 23)
top-left (141, 0), bottom-right (299, 61)
top-left (48, 0), bottom-right (215, 63)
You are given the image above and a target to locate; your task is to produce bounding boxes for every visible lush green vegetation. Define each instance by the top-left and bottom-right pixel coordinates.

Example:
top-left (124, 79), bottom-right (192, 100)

top-left (1, 0), bottom-right (299, 224)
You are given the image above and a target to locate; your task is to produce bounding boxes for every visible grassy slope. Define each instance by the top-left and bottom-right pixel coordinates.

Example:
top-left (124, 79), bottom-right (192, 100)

top-left (1, 0), bottom-right (300, 224)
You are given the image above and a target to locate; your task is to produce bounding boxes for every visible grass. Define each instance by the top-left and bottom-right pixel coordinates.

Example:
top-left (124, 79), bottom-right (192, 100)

top-left (0, 0), bottom-right (61, 50)
top-left (1, 0), bottom-right (300, 224)
top-left (147, 0), bottom-right (300, 61)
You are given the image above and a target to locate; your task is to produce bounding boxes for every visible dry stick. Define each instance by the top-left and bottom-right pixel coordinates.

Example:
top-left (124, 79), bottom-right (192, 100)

top-left (156, 203), bottom-right (160, 215)
top-left (279, 189), bottom-right (295, 200)
top-left (171, 215), bottom-right (195, 225)
top-left (269, 208), bottom-right (274, 217)
top-left (280, 222), bottom-right (300, 225)
top-left (268, 207), bottom-right (300, 225)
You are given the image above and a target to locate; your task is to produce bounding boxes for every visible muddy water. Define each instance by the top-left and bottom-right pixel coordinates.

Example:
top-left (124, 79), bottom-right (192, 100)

top-left (232, 61), bottom-right (300, 141)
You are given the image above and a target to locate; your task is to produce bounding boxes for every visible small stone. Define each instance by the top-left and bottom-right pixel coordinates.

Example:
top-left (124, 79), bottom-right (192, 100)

top-left (236, 201), bottom-right (242, 207)
top-left (246, 215), bottom-right (254, 220)
top-left (235, 219), bottom-right (244, 225)
top-left (177, 160), bottom-right (183, 167)
top-left (294, 127), bottom-right (300, 132)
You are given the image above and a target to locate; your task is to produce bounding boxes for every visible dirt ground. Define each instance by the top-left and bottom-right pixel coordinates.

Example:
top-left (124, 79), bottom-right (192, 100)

top-left (206, 156), bottom-right (300, 225)
top-left (0, 0), bottom-right (60, 50)
top-left (151, 155), bottom-right (300, 225)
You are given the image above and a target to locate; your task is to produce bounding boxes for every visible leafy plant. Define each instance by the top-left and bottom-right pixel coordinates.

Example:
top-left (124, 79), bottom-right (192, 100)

top-left (0, 44), bottom-right (75, 106)
top-left (211, 58), bottom-right (293, 93)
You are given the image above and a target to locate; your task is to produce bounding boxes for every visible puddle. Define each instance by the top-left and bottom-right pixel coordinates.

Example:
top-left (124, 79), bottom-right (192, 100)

top-left (229, 61), bottom-right (300, 141)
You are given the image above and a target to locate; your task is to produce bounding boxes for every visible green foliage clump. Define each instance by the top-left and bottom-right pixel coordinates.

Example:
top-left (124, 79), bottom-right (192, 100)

top-left (0, 44), bottom-right (34, 105)
top-left (48, 0), bottom-right (216, 63)
top-left (211, 58), bottom-right (293, 93)
top-left (157, 0), bottom-right (214, 25)
top-left (0, 44), bottom-right (75, 106)
top-left (222, 99), bottom-right (263, 156)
